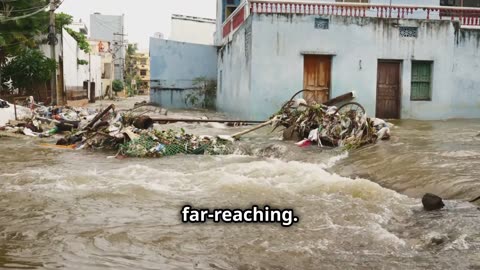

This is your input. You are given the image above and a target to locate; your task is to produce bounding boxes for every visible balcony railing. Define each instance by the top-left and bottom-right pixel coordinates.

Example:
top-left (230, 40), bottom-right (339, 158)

top-left (249, 1), bottom-right (480, 26)
top-left (222, 1), bottom-right (249, 39)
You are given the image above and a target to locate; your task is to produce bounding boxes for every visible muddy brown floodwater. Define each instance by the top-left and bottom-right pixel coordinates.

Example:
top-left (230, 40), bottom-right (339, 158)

top-left (1, 113), bottom-right (480, 269)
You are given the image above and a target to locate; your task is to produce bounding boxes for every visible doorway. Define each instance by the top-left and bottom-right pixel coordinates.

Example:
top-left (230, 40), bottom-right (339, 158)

top-left (303, 55), bottom-right (331, 104)
top-left (376, 61), bottom-right (401, 119)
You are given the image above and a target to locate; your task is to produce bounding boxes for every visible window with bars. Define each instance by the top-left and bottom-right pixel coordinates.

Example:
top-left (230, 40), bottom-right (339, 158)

top-left (411, 61), bottom-right (433, 101)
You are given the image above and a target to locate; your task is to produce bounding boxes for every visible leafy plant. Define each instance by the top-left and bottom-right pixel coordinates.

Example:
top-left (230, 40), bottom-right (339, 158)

top-left (184, 77), bottom-right (217, 109)
top-left (65, 27), bottom-right (90, 53)
top-left (77, 59), bottom-right (88, 65)
top-left (112, 79), bottom-right (124, 94)
top-left (2, 48), bottom-right (56, 94)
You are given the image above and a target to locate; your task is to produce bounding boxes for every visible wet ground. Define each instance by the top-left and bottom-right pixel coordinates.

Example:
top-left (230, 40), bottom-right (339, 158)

top-left (1, 97), bottom-right (480, 269)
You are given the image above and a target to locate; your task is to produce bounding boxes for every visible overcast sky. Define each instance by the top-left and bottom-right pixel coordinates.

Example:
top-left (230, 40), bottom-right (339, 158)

top-left (58, 0), bottom-right (217, 51)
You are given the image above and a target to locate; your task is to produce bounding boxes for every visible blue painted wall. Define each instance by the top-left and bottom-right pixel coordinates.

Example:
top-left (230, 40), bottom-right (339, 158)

top-left (149, 38), bottom-right (217, 108)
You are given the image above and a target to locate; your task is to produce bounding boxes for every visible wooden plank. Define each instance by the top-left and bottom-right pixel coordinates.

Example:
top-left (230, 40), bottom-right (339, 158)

top-left (324, 92), bottom-right (354, 106)
top-left (150, 118), bottom-right (264, 125)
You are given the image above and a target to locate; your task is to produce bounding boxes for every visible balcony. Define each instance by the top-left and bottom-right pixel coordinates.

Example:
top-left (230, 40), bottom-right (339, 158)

top-left (221, 0), bottom-right (480, 43)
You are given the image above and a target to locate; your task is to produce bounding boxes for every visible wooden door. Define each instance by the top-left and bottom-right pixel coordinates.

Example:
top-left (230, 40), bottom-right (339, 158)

top-left (376, 61), bottom-right (401, 119)
top-left (303, 55), bottom-right (331, 104)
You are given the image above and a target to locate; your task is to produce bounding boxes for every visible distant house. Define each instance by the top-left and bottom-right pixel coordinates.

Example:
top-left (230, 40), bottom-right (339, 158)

top-left (90, 13), bottom-right (126, 81)
top-left (170, 14), bottom-right (216, 45)
top-left (215, 0), bottom-right (480, 120)
top-left (130, 52), bottom-right (151, 95)
top-left (89, 39), bottom-right (115, 98)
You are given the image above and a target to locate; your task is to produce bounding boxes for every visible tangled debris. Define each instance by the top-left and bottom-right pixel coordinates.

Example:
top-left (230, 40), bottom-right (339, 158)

top-left (0, 100), bottom-right (234, 158)
top-left (272, 99), bottom-right (392, 150)
top-left (1, 94), bottom-right (391, 158)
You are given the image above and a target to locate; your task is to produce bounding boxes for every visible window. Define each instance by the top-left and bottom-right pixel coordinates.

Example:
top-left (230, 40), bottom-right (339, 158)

top-left (440, 0), bottom-right (480, 17)
top-left (440, 0), bottom-right (480, 7)
top-left (315, 18), bottom-right (329, 29)
top-left (400, 27), bottom-right (418, 38)
top-left (141, 60), bottom-right (147, 65)
top-left (140, 69), bottom-right (147, 76)
top-left (411, 61), bottom-right (433, 101)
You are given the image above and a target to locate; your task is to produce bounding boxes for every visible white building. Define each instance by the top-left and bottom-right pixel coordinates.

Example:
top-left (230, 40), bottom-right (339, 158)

top-left (170, 14), bottom-right (216, 45)
top-left (67, 20), bottom-right (88, 35)
top-left (215, 0), bottom-right (480, 120)
top-left (62, 29), bottom-right (102, 101)
top-left (90, 13), bottom-right (126, 81)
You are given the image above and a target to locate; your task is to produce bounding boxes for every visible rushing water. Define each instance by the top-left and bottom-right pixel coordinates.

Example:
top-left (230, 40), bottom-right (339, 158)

top-left (1, 118), bottom-right (480, 269)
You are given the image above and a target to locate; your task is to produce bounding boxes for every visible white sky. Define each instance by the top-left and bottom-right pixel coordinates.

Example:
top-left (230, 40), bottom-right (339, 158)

top-left (58, 0), bottom-right (217, 51)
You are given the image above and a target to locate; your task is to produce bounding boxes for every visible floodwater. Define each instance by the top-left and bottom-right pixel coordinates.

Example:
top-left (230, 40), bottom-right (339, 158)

top-left (1, 111), bottom-right (480, 269)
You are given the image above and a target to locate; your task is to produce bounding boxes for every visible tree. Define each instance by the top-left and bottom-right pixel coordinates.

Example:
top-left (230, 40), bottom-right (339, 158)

top-left (2, 48), bottom-right (56, 97)
top-left (0, 0), bottom-right (73, 92)
top-left (112, 79), bottom-right (124, 95)
top-left (0, 1), bottom-right (72, 63)
top-left (124, 43), bottom-right (138, 93)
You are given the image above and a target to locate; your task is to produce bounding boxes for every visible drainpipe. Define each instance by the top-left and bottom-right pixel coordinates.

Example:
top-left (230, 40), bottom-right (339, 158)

top-left (88, 53), bottom-right (92, 102)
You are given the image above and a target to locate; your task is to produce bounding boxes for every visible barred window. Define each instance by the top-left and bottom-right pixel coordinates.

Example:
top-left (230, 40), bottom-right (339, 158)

top-left (400, 27), bottom-right (418, 38)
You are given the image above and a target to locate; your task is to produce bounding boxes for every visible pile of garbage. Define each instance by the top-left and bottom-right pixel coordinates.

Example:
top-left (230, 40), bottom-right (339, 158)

top-left (272, 99), bottom-right (391, 150)
top-left (0, 100), bottom-right (234, 158)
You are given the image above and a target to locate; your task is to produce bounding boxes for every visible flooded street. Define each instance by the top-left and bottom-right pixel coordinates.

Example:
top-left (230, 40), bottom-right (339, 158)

top-left (1, 106), bottom-right (480, 269)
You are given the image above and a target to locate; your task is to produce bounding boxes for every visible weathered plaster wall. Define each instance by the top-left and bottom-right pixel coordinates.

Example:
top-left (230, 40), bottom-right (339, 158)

top-left (170, 16), bottom-right (216, 45)
top-left (217, 18), bottom-right (253, 119)
top-left (222, 14), bottom-right (480, 120)
top-left (149, 38), bottom-right (217, 108)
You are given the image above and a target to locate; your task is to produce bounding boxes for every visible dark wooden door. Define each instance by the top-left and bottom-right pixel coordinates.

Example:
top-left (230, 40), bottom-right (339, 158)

top-left (376, 61), bottom-right (401, 119)
top-left (304, 55), bottom-right (331, 104)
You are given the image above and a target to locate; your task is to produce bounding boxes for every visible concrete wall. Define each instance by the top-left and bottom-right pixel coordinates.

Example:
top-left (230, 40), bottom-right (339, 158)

top-left (217, 18), bottom-right (253, 119)
top-left (219, 14), bottom-right (480, 120)
top-left (170, 15), bottom-right (216, 45)
top-left (149, 38), bottom-right (217, 108)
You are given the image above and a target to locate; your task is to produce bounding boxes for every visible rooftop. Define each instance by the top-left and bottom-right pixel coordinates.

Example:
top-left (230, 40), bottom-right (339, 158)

top-left (171, 14), bottom-right (216, 24)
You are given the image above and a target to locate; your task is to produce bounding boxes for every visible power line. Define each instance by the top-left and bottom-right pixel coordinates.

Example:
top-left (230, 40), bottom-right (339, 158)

top-left (0, 3), bottom-right (49, 22)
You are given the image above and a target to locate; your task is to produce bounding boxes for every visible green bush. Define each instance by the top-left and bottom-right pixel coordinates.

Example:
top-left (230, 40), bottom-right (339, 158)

top-left (112, 80), bottom-right (124, 93)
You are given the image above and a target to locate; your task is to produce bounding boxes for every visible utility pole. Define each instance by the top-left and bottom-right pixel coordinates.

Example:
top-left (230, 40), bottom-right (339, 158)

top-left (49, 0), bottom-right (59, 105)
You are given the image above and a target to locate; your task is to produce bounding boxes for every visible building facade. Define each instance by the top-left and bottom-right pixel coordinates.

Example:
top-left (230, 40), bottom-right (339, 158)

top-left (89, 40), bottom-right (115, 98)
top-left (216, 0), bottom-right (480, 120)
top-left (131, 52), bottom-right (151, 95)
top-left (90, 13), bottom-right (126, 81)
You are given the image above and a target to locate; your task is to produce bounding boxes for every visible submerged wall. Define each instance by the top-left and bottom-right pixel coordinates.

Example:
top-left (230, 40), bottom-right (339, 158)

top-left (219, 14), bottom-right (480, 120)
top-left (149, 38), bottom-right (217, 108)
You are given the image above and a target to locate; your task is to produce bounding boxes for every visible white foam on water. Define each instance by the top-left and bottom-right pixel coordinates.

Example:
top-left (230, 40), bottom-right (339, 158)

top-left (440, 150), bottom-right (480, 158)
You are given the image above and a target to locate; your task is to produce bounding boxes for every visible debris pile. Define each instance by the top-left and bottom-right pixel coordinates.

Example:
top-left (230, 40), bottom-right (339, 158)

top-left (273, 99), bottom-right (391, 150)
top-left (1, 100), bottom-right (234, 158)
